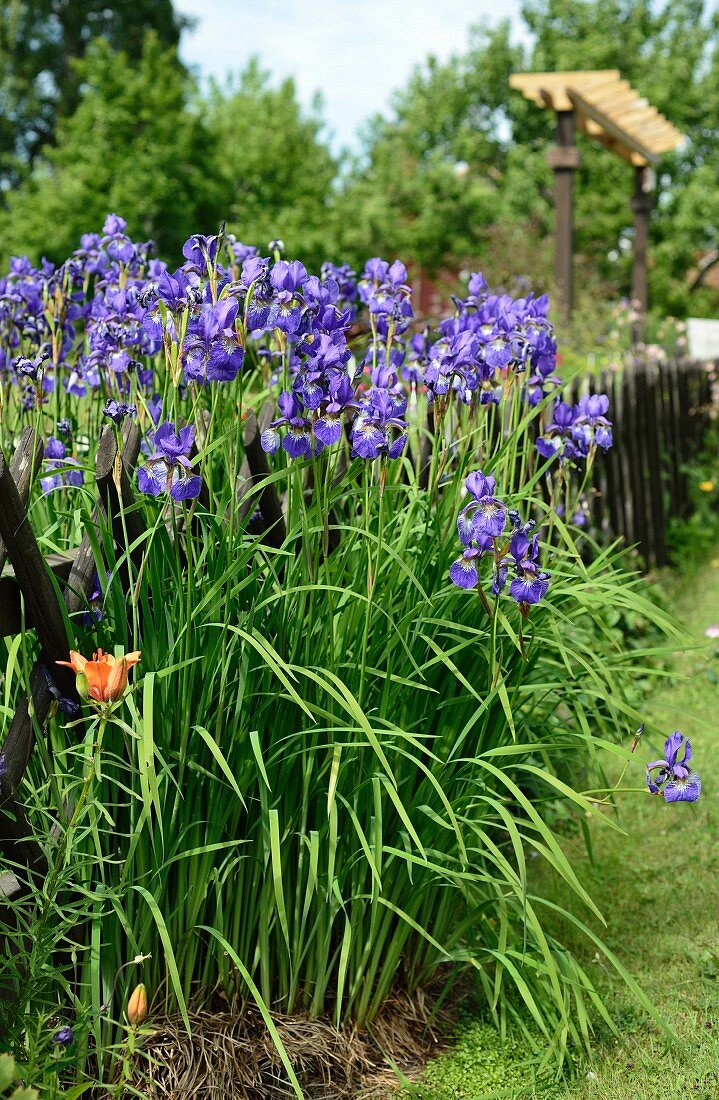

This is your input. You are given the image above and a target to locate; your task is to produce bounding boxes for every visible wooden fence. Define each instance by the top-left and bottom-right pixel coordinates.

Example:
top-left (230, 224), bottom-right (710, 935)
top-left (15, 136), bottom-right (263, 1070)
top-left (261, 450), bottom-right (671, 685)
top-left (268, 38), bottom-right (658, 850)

top-left (581, 356), bottom-right (715, 569)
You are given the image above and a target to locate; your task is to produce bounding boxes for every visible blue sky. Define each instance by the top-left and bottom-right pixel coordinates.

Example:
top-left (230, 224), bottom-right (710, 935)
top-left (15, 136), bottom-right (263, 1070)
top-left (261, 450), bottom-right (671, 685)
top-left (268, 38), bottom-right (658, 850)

top-left (174, 1), bottom-right (526, 152)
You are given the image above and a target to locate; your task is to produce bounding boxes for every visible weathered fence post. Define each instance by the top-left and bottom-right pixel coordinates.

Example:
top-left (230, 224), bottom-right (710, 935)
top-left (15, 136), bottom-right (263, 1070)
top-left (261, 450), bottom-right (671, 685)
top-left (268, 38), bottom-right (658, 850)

top-left (235, 403), bottom-right (286, 548)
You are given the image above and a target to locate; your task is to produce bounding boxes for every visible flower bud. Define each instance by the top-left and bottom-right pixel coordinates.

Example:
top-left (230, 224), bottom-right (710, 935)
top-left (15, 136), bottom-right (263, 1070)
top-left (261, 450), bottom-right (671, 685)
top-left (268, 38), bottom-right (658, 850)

top-left (53, 1025), bottom-right (74, 1046)
top-left (127, 983), bottom-right (148, 1026)
top-left (75, 672), bottom-right (90, 701)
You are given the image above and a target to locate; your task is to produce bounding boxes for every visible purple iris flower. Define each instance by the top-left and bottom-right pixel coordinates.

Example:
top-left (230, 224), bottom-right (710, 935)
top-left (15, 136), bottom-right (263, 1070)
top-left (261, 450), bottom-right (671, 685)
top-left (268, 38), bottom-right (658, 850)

top-left (14, 349), bottom-right (49, 382)
top-left (229, 240), bottom-right (258, 266)
top-left (137, 421), bottom-right (201, 501)
top-left (146, 394), bottom-right (163, 426)
top-left (491, 517), bottom-right (549, 605)
top-left (646, 732), bottom-right (701, 803)
top-left (100, 214), bottom-right (135, 264)
top-left (269, 260), bottom-right (307, 334)
top-left (45, 436), bottom-right (66, 460)
top-left (314, 375), bottom-right (355, 446)
top-left (64, 461), bottom-right (84, 488)
top-left (350, 388), bottom-right (407, 460)
top-left (261, 391), bottom-right (317, 459)
top-left (42, 664), bottom-right (80, 718)
top-left (448, 534), bottom-right (493, 589)
top-left (40, 450), bottom-right (84, 494)
top-left (468, 271), bottom-right (488, 299)
top-left (358, 258), bottom-right (390, 302)
top-left (525, 328), bottom-right (561, 405)
top-left (457, 470), bottom-right (508, 542)
top-left (103, 400), bottom-right (136, 424)
top-left (509, 562), bottom-right (550, 606)
top-left (450, 490), bottom-right (549, 608)
top-left (572, 394), bottom-right (614, 453)
top-left (148, 269), bottom-right (200, 316)
top-left (40, 465), bottom-right (63, 494)
top-left (184, 298), bottom-right (245, 383)
top-left (53, 1026), bottom-right (74, 1046)
top-left (536, 401), bottom-right (582, 463)
top-left (425, 329), bottom-right (482, 399)
top-left (103, 214), bottom-right (126, 236)
top-left (294, 331), bottom-right (352, 410)
top-left (81, 570), bottom-right (105, 626)
top-left (321, 261), bottom-right (358, 315)
top-left (240, 256), bottom-right (274, 330)
top-left (182, 233), bottom-right (220, 273)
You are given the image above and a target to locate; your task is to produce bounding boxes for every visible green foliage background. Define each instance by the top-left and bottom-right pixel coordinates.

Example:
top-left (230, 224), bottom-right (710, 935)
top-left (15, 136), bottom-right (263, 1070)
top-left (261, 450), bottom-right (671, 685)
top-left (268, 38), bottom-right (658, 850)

top-left (1, 0), bottom-right (718, 315)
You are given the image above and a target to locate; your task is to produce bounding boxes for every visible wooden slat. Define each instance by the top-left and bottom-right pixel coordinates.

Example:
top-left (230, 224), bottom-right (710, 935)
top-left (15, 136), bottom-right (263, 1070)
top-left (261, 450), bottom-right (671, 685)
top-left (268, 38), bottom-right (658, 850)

top-left (611, 105), bottom-right (658, 127)
top-left (632, 119), bottom-right (680, 144)
top-left (0, 421), bottom-right (145, 901)
top-left (0, 429), bottom-right (43, 576)
top-left (0, 552), bottom-right (78, 637)
top-left (0, 452), bottom-right (76, 699)
top-left (567, 87), bottom-right (660, 163)
top-left (510, 71), bottom-right (620, 109)
top-left (235, 404), bottom-right (286, 549)
top-left (510, 70), bottom-right (620, 91)
top-left (591, 130), bottom-right (650, 166)
top-left (591, 88), bottom-right (642, 113)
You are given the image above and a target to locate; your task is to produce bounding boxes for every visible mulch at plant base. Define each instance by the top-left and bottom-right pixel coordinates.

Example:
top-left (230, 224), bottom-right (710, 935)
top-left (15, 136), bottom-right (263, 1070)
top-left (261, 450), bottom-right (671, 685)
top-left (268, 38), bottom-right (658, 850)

top-left (123, 986), bottom-right (455, 1099)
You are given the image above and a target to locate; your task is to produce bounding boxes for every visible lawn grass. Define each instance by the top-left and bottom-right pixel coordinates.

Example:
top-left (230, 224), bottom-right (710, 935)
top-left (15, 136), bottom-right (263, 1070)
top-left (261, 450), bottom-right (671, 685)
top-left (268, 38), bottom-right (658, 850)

top-left (404, 556), bottom-right (719, 1099)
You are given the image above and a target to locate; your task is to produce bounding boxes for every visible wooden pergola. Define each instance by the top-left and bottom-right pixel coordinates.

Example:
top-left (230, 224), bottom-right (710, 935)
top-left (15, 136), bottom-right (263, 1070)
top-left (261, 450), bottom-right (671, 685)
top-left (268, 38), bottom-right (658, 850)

top-left (509, 70), bottom-right (684, 317)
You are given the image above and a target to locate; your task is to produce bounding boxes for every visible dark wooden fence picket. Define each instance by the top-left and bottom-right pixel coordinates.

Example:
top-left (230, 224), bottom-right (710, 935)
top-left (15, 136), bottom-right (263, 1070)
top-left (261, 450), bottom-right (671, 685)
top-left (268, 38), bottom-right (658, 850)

top-left (585, 355), bottom-right (715, 568)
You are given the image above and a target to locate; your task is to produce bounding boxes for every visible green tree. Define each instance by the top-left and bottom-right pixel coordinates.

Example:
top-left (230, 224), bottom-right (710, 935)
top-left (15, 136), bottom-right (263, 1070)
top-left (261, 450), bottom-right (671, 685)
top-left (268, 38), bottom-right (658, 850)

top-left (206, 60), bottom-right (338, 269)
top-left (337, 0), bottom-right (719, 317)
top-left (0, 0), bottom-right (189, 192)
top-left (0, 33), bottom-right (219, 265)
top-left (332, 22), bottom-right (523, 271)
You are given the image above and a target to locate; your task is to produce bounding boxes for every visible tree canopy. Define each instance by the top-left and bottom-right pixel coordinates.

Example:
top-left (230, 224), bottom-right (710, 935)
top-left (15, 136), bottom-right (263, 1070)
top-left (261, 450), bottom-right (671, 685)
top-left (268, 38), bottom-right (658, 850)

top-left (0, 34), bottom-right (218, 262)
top-left (0, 0), bottom-right (188, 191)
top-left (1, 0), bottom-right (717, 320)
top-left (206, 61), bottom-right (337, 270)
top-left (0, 45), bottom-right (336, 267)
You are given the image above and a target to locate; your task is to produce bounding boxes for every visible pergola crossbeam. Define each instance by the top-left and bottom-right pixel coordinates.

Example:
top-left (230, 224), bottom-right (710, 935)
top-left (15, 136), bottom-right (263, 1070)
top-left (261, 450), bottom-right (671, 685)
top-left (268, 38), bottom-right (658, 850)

top-left (566, 88), bottom-right (659, 163)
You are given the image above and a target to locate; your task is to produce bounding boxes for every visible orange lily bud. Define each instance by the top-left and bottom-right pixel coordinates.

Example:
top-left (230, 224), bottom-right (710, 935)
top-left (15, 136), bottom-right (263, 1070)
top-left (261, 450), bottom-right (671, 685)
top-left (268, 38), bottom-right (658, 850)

top-left (127, 983), bottom-right (148, 1026)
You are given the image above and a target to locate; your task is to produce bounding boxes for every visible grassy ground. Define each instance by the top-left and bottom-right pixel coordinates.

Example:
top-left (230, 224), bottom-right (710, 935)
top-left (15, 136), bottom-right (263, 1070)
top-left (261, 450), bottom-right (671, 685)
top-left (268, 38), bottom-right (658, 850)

top-left (404, 558), bottom-right (719, 1099)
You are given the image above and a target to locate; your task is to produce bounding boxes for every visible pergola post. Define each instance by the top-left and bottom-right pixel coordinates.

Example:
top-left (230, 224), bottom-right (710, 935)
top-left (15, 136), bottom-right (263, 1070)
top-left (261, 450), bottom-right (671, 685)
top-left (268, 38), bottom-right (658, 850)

top-left (547, 110), bottom-right (581, 318)
top-left (631, 165), bottom-right (652, 316)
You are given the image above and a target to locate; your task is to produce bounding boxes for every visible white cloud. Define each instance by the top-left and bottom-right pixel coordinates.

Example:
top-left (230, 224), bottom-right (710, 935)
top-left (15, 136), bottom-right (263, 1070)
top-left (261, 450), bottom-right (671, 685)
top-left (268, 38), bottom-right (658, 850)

top-left (175, 0), bottom-right (525, 151)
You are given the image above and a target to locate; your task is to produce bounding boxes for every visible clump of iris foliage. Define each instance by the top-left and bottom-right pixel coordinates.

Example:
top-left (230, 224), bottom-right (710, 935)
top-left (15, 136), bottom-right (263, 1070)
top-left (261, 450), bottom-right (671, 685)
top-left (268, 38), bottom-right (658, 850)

top-left (0, 218), bottom-right (676, 1093)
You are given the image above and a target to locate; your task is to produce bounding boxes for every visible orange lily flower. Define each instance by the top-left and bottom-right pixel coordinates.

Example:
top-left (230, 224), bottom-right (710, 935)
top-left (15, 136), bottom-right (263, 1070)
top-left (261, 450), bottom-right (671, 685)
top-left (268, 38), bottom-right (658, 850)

top-left (57, 648), bottom-right (141, 703)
